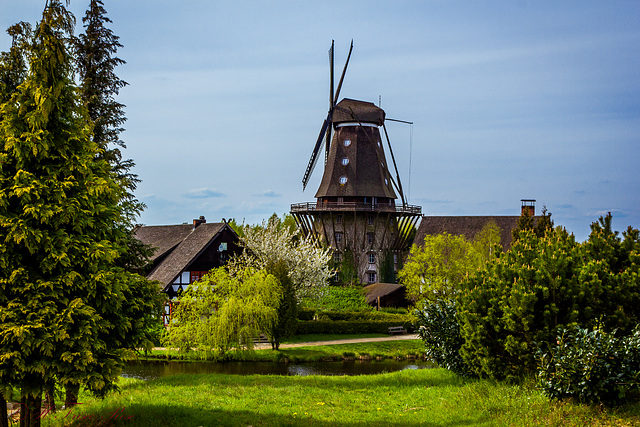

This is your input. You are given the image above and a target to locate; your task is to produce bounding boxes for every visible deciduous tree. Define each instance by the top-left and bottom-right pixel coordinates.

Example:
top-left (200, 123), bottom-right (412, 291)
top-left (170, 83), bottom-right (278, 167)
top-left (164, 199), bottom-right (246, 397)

top-left (230, 216), bottom-right (333, 299)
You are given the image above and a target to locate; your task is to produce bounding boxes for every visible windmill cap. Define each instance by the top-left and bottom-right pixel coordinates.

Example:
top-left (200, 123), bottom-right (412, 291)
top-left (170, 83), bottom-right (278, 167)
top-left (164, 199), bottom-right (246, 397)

top-left (333, 98), bottom-right (385, 126)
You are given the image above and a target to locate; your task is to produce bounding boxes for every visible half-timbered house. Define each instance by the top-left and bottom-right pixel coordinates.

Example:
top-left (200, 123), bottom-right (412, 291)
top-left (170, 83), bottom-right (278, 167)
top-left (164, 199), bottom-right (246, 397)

top-left (134, 216), bottom-right (241, 324)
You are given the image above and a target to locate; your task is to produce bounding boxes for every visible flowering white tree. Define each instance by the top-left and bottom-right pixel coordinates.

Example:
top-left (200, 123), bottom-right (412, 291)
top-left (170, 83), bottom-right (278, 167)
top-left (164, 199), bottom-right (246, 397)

top-left (229, 216), bottom-right (333, 300)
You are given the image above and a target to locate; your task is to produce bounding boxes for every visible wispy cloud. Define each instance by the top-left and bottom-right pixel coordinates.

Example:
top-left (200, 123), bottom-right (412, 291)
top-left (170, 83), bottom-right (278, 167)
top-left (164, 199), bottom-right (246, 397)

top-left (256, 190), bottom-right (281, 198)
top-left (184, 188), bottom-right (226, 199)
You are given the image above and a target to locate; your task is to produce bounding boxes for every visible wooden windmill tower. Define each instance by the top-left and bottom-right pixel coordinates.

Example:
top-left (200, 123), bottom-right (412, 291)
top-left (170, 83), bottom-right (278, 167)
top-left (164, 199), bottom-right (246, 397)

top-left (291, 41), bottom-right (421, 285)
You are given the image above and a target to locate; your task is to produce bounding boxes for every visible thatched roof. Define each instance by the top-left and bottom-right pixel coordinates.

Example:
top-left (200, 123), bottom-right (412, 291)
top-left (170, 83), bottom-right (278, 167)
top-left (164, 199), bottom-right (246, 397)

top-left (414, 216), bottom-right (522, 250)
top-left (135, 222), bottom-right (227, 287)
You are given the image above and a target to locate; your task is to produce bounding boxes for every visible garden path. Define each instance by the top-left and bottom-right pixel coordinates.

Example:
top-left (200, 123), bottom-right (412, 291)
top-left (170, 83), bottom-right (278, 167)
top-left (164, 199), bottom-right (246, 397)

top-left (254, 334), bottom-right (420, 350)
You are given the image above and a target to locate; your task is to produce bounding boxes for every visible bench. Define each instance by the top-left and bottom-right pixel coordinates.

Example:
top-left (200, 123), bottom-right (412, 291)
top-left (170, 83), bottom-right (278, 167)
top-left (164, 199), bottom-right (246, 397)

top-left (388, 326), bottom-right (407, 335)
top-left (252, 334), bottom-right (270, 344)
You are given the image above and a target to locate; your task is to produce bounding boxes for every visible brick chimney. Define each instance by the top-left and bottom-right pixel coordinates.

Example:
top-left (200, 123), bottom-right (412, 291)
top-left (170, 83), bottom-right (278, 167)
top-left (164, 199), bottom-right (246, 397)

top-left (193, 215), bottom-right (206, 229)
top-left (521, 199), bottom-right (535, 216)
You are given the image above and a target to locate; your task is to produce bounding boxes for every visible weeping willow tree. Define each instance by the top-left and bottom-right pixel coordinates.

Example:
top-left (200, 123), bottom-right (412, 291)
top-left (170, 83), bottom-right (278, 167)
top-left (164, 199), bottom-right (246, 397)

top-left (167, 268), bottom-right (281, 355)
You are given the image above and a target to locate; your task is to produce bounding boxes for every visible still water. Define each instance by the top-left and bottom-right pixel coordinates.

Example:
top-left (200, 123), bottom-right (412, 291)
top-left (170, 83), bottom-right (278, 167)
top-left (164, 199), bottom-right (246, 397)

top-left (122, 359), bottom-right (436, 380)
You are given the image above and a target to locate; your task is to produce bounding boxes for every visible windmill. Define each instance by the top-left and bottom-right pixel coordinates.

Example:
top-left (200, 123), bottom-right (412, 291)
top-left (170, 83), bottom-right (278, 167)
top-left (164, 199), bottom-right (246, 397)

top-left (291, 41), bottom-right (421, 285)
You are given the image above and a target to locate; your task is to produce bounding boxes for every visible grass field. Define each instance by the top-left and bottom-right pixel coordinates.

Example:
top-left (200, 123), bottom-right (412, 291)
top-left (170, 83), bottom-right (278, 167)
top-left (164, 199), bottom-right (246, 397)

top-left (38, 368), bottom-right (640, 427)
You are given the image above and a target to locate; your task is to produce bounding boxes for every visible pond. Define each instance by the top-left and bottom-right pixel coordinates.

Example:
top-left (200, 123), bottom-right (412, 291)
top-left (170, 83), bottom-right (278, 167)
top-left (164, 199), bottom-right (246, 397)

top-left (122, 359), bottom-right (437, 380)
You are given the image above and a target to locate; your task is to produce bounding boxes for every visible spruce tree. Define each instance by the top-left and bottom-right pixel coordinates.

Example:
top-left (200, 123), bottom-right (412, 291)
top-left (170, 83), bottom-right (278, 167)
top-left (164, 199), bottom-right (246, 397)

top-left (0, 22), bottom-right (32, 106)
top-left (74, 0), bottom-right (152, 273)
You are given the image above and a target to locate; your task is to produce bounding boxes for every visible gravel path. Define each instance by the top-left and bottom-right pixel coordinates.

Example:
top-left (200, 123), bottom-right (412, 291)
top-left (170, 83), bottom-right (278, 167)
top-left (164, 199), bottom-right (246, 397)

top-left (254, 334), bottom-right (420, 350)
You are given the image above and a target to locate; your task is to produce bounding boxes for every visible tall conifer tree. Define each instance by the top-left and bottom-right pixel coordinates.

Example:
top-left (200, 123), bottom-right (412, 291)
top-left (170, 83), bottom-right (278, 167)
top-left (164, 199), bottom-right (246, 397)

top-left (75, 0), bottom-right (152, 275)
top-left (0, 2), bottom-right (160, 425)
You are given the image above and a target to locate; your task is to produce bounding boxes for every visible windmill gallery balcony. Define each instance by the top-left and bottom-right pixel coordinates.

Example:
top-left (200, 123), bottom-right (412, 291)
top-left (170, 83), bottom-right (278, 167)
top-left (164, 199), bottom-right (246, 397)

top-left (291, 201), bottom-right (422, 215)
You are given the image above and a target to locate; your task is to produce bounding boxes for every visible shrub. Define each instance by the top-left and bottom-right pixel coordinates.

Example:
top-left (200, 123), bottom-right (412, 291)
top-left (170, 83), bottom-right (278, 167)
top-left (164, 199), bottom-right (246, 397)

top-left (317, 310), bottom-right (413, 323)
top-left (537, 325), bottom-right (640, 406)
top-left (414, 299), bottom-right (469, 376)
top-left (457, 215), bottom-right (640, 381)
top-left (458, 227), bottom-right (582, 380)
top-left (302, 285), bottom-right (371, 312)
top-left (297, 308), bottom-right (316, 321)
top-left (379, 307), bottom-right (409, 315)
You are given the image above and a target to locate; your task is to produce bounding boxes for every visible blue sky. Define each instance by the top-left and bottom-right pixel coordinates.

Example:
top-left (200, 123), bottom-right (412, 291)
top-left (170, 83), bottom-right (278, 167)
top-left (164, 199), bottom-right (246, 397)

top-left (2, 1), bottom-right (639, 241)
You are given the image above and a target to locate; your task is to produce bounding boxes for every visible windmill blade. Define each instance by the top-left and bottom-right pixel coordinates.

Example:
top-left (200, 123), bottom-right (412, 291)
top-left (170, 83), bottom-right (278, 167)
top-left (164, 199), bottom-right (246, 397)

top-left (302, 115), bottom-right (331, 190)
top-left (303, 40), bottom-right (353, 190)
top-left (333, 40), bottom-right (353, 106)
top-left (326, 40), bottom-right (335, 163)
top-left (382, 122), bottom-right (407, 207)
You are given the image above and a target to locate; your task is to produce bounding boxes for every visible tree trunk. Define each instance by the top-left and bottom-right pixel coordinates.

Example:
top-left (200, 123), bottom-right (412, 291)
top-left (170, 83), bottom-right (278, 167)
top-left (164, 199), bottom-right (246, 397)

top-left (0, 393), bottom-right (9, 427)
top-left (44, 384), bottom-right (55, 414)
top-left (19, 395), bottom-right (26, 427)
top-left (20, 393), bottom-right (42, 427)
top-left (64, 384), bottom-right (79, 409)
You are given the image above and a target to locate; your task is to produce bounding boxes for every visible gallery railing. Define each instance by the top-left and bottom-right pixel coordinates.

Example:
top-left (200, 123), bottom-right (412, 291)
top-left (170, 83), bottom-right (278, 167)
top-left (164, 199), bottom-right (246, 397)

top-left (291, 201), bottom-right (421, 215)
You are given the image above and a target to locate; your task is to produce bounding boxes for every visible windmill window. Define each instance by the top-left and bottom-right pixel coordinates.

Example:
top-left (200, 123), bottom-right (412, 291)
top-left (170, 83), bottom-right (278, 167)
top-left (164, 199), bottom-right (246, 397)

top-left (336, 214), bottom-right (343, 223)
top-left (367, 232), bottom-right (374, 244)
top-left (368, 271), bottom-right (377, 283)
top-left (342, 157), bottom-right (349, 166)
top-left (368, 214), bottom-right (375, 225)
top-left (343, 139), bottom-right (351, 147)
top-left (339, 176), bottom-right (348, 185)
top-left (377, 141), bottom-right (381, 147)
top-left (385, 178), bottom-right (388, 185)
top-left (334, 252), bottom-right (342, 262)
top-left (335, 232), bottom-right (343, 243)
top-left (369, 253), bottom-right (376, 264)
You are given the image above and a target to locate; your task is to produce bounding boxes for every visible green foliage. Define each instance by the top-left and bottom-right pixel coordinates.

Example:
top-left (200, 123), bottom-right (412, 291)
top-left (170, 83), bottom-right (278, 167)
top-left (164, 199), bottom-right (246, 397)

top-left (458, 227), bottom-right (582, 380)
top-left (471, 220), bottom-right (502, 265)
top-left (0, 22), bottom-right (31, 105)
top-left (414, 299), bottom-right (469, 376)
top-left (538, 325), bottom-right (640, 406)
top-left (266, 261), bottom-right (298, 350)
top-left (337, 247), bottom-right (360, 286)
top-left (303, 285), bottom-right (370, 312)
top-left (579, 214), bottom-right (640, 334)
top-left (0, 2), bottom-right (161, 420)
top-left (316, 310), bottom-right (410, 322)
top-left (457, 213), bottom-right (640, 381)
top-left (399, 222), bottom-right (501, 304)
top-left (230, 214), bottom-right (332, 300)
top-left (512, 205), bottom-right (554, 242)
top-left (379, 250), bottom-right (397, 283)
top-left (167, 268), bottom-right (280, 354)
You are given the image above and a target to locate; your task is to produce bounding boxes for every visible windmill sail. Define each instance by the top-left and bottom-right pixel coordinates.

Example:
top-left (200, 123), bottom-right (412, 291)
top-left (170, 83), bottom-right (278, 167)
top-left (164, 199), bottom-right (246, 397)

top-left (302, 41), bottom-right (353, 191)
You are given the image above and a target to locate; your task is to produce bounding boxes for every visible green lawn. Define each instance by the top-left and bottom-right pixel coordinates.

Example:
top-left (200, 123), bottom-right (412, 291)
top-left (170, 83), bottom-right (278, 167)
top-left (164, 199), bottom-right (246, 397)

top-left (39, 369), bottom-right (639, 427)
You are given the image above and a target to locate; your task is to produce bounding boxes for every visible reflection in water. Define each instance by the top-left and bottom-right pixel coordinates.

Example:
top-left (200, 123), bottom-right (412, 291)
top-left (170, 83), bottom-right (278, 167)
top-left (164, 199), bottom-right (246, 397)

top-left (122, 360), bottom-right (436, 380)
